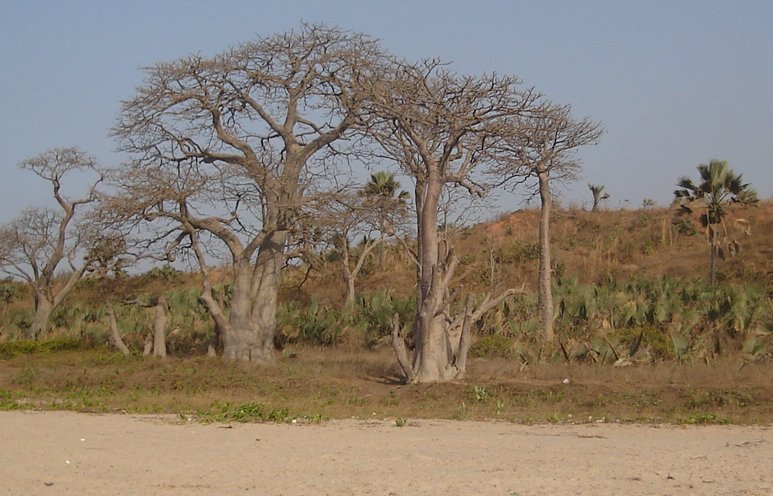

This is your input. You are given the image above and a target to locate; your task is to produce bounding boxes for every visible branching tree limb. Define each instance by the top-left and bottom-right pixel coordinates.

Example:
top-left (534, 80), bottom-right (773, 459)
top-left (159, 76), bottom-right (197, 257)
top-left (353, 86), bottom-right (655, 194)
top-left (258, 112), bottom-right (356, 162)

top-left (365, 59), bottom-right (542, 382)
top-left (0, 148), bottom-right (102, 339)
top-left (108, 24), bottom-right (389, 362)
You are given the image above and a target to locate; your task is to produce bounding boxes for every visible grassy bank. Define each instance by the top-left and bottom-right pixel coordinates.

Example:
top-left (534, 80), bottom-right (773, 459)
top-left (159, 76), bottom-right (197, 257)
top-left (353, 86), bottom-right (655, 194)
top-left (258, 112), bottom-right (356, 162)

top-left (1, 347), bottom-right (770, 425)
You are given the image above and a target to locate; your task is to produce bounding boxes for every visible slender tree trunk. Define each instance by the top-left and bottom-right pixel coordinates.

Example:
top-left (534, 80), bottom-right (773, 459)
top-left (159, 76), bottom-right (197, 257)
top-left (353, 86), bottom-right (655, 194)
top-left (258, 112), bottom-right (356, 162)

top-left (27, 267), bottom-right (86, 340)
top-left (152, 296), bottom-right (168, 358)
top-left (341, 243), bottom-right (357, 310)
top-left (709, 227), bottom-right (716, 285)
top-left (398, 175), bottom-right (472, 383)
top-left (106, 306), bottom-right (131, 355)
top-left (344, 277), bottom-right (357, 310)
top-left (342, 239), bottom-right (380, 311)
top-left (390, 170), bottom-right (523, 383)
top-left (413, 176), bottom-right (448, 382)
top-left (198, 279), bottom-right (228, 356)
top-left (537, 170), bottom-right (555, 343)
top-left (28, 294), bottom-right (53, 340)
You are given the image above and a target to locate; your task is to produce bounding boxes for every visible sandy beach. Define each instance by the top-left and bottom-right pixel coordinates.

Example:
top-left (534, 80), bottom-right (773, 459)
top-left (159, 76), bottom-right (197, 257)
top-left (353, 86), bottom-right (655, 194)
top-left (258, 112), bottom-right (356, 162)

top-left (1, 411), bottom-right (770, 495)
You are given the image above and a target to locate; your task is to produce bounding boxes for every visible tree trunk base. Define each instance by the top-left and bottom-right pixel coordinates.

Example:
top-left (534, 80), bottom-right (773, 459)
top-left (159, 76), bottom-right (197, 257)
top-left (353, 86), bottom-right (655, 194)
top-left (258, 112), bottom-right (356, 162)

top-left (222, 342), bottom-right (274, 364)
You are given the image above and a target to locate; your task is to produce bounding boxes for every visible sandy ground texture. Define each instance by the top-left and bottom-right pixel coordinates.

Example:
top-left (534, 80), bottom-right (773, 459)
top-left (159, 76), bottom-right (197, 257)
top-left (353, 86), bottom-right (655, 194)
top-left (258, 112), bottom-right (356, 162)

top-left (0, 411), bottom-right (771, 496)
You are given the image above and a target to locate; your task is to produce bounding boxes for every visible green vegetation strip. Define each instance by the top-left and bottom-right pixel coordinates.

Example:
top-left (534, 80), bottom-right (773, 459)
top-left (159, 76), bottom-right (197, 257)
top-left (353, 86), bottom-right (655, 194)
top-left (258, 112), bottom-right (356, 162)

top-left (0, 349), bottom-right (770, 425)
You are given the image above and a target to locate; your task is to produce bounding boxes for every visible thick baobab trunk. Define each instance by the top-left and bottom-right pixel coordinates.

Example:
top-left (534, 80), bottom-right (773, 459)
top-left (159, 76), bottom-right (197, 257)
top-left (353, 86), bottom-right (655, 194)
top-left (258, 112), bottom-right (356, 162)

top-left (537, 170), bottom-right (555, 343)
top-left (415, 313), bottom-right (460, 382)
top-left (199, 267), bottom-right (267, 363)
top-left (221, 265), bottom-right (264, 362)
top-left (28, 294), bottom-right (54, 340)
top-left (250, 231), bottom-right (287, 362)
top-left (217, 232), bottom-right (286, 363)
top-left (151, 296), bottom-right (168, 358)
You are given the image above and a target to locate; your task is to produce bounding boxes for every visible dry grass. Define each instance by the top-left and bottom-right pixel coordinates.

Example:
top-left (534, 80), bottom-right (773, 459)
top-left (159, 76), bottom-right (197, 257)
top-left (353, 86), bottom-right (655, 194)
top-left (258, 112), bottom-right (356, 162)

top-left (1, 347), bottom-right (770, 425)
top-left (449, 202), bottom-right (773, 290)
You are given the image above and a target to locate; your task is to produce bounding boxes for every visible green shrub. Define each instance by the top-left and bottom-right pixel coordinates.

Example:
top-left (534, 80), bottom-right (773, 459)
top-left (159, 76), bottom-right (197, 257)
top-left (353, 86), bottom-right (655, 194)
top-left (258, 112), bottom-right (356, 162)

top-left (1, 307), bottom-right (33, 333)
top-left (469, 334), bottom-right (517, 359)
top-left (203, 402), bottom-right (291, 423)
top-left (671, 216), bottom-right (697, 236)
top-left (493, 240), bottom-right (540, 264)
top-left (277, 299), bottom-right (342, 346)
top-left (0, 282), bottom-right (22, 306)
top-left (356, 292), bottom-right (415, 347)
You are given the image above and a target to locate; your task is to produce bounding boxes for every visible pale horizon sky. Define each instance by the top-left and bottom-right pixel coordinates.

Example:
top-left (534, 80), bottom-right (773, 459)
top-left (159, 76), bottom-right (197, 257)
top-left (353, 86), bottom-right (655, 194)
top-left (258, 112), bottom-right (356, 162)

top-left (1, 0), bottom-right (771, 224)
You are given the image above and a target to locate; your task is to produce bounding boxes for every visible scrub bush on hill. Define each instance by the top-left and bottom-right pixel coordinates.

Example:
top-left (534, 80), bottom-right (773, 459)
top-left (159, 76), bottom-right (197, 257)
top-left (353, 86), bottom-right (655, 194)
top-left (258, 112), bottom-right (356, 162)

top-left (275, 291), bottom-right (416, 348)
top-left (466, 277), bottom-right (771, 363)
top-left (1, 276), bottom-right (769, 364)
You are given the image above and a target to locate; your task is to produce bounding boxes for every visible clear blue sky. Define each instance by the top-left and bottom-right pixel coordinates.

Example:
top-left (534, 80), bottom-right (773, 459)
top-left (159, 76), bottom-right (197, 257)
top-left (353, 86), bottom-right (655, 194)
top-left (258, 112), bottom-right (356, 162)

top-left (1, 0), bottom-right (771, 223)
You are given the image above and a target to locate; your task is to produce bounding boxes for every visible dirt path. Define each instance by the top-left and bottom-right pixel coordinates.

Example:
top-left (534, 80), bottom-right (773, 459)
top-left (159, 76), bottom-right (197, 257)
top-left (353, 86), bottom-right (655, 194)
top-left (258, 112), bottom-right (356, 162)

top-left (1, 411), bottom-right (770, 496)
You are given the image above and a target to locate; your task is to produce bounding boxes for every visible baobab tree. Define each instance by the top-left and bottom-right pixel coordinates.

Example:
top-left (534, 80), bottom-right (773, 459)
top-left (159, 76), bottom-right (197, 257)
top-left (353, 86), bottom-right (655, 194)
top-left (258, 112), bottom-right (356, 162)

top-left (110, 24), bottom-right (387, 363)
top-left (0, 148), bottom-right (102, 339)
top-left (674, 160), bottom-right (758, 284)
top-left (491, 102), bottom-right (602, 343)
top-left (363, 59), bottom-right (540, 382)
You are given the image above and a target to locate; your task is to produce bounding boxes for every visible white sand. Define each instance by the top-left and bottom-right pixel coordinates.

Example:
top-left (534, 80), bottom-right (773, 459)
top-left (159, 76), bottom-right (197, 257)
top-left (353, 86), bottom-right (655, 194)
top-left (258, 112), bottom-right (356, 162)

top-left (1, 411), bottom-right (770, 495)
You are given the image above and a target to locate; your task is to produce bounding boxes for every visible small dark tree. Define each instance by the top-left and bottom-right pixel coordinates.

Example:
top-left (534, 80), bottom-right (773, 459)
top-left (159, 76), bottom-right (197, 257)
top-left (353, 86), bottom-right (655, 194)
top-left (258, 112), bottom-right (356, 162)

top-left (588, 183), bottom-right (609, 212)
top-left (361, 171), bottom-right (411, 266)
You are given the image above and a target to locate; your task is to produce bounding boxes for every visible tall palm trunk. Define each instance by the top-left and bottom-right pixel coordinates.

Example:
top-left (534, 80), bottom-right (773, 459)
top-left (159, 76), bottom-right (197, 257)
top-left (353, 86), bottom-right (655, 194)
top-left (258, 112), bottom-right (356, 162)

top-left (709, 226), bottom-right (716, 285)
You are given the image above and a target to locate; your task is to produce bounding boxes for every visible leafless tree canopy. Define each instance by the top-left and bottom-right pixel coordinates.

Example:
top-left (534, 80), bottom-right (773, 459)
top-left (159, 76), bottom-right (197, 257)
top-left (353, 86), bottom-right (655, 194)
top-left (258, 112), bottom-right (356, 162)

top-left (489, 103), bottom-right (603, 343)
top-left (300, 187), bottom-right (411, 306)
top-left (359, 60), bottom-right (545, 382)
top-left (0, 147), bottom-right (102, 338)
top-left (363, 60), bottom-right (541, 194)
top-left (108, 24), bottom-right (390, 362)
top-left (1, 24), bottom-right (603, 377)
top-left (112, 24), bottom-right (386, 254)
top-left (490, 102), bottom-right (603, 189)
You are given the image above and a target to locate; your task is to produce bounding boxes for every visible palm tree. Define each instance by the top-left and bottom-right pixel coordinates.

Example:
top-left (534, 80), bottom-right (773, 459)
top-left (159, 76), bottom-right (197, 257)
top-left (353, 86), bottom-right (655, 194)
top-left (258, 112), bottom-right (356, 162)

top-left (362, 171), bottom-right (410, 201)
top-left (588, 183), bottom-right (609, 212)
top-left (360, 172), bottom-right (410, 266)
top-left (674, 160), bottom-right (758, 284)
